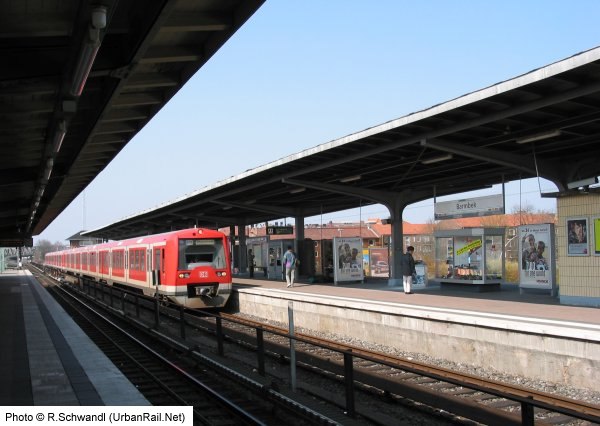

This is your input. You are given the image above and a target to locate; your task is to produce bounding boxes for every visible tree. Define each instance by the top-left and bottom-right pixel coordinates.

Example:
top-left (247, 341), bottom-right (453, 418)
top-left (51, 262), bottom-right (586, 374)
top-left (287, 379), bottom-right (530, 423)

top-left (510, 204), bottom-right (556, 225)
top-left (34, 239), bottom-right (67, 262)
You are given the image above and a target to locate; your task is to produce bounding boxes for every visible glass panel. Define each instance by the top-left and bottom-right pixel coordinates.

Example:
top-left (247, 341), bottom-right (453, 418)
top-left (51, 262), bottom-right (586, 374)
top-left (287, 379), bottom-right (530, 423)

top-left (253, 245), bottom-right (263, 268)
top-left (154, 249), bottom-right (161, 270)
top-left (435, 237), bottom-right (454, 279)
top-left (453, 236), bottom-right (482, 280)
top-left (178, 238), bottom-right (226, 270)
top-left (485, 235), bottom-right (504, 280)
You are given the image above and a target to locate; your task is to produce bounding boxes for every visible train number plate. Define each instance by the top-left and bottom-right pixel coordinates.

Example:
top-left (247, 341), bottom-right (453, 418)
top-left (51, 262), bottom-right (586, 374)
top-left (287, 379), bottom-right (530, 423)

top-left (198, 271), bottom-right (208, 278)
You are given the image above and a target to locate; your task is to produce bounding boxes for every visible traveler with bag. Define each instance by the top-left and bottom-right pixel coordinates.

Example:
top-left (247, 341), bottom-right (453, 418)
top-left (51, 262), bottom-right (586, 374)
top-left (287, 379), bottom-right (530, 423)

top-left (282, 246), bottom-right (298, 288)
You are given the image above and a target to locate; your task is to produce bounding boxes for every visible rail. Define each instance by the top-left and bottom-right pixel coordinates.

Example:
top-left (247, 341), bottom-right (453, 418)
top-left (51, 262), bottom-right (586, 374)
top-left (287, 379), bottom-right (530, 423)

top-left (32, 264), bottom-right (600, 425)
top-left (216, 313), bottom-right (600, 425)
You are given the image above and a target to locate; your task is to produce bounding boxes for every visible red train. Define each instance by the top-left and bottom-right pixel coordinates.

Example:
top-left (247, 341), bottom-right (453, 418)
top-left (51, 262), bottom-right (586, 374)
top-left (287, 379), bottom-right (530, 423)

top-left (44, 228), bottom-right (232, 309)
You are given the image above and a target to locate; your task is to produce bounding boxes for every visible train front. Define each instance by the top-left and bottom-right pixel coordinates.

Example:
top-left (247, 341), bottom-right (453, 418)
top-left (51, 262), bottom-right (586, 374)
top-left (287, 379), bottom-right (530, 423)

top-left (171, 232), bottom-right (232, 309)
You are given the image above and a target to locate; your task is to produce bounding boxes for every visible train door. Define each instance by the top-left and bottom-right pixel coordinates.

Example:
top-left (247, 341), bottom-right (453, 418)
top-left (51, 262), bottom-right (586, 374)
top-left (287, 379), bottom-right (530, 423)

top-left (99, 251), bottom-right (105, 279)
top-left (146, 248), bottom-right (151, 288)
top-left (152, 247), bottom-right (165, 287)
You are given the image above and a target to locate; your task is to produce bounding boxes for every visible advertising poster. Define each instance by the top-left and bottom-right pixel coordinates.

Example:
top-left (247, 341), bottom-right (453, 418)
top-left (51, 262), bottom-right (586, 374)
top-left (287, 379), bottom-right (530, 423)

top-left (518, 224), bottom-right (554, 290)
top-left (594, 217), bottom-right (600, 256)
top-left (566, 217), bottom-right (589, 256)
top-left (362, 249), bottom-right (370, 275)
top-left (369, 247), bottom-right (389, 277)
top-left (333, 237), bottom-right (363, 283)
top-left (414, 263), bottom-right (428, 288)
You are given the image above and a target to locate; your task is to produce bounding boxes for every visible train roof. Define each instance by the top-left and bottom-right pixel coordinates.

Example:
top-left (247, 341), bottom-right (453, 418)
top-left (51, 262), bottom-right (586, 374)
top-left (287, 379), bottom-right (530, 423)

top-left (45, 228), bottom-right (225, 256)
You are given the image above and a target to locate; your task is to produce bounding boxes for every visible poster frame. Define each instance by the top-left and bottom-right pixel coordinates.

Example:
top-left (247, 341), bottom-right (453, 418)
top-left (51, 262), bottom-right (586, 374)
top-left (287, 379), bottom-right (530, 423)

top-left (332, 237), bottom-right (364, 284)
top-left (517, 223), bottom-right (556, 295)
top-left (566, 217), bottom-right (589, 256)
top-left (593, 216), bottom-right (600, 256)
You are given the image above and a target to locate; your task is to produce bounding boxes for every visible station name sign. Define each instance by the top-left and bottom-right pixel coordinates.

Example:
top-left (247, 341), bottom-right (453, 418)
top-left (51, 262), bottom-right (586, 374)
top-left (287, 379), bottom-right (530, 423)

top-left (266, 226), bottom-right (294, 235)
top-left (434, 194), bottom-right (504, 220)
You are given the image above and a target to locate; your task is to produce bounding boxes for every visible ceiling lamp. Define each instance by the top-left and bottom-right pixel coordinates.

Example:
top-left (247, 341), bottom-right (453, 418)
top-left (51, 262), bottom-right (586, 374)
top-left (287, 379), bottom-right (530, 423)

top-left (43, 158), bottom-right (54, 182)
top-left (70, 6), bottom-right (107, 96)
top-left (53, 120), bottom-right (67, 154)
top-left (340, 175), bottom-right (361, 183)
top-left (421, 154), bottom-right (453, 165)
top-left (515, 130), bottom-right (561, 144)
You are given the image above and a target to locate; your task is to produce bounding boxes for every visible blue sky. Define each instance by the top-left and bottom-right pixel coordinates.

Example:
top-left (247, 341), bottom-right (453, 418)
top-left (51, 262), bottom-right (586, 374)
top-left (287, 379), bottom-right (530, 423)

top-left (36, 1), bottom-right (600, 243)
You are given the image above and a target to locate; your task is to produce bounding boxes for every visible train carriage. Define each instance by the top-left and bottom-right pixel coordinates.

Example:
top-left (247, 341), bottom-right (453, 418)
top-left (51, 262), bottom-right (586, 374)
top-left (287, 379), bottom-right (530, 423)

top-left (44, 228), bottom-right (231, 309)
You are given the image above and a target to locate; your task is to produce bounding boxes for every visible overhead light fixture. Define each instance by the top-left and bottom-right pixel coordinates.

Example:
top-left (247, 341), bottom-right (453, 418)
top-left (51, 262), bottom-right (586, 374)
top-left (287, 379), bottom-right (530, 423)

top-left (70, 6), bottom-right (107, 96)
top-left (421, 154), bottom-right (453, 165)
top-left (516, 130), bottom-right (561, 144)
top-left (43, 158), bottom-right (54, 182)
top-left (567, 176), bottom-right (599, 190)
top-left (53, 120), bottom-right (67, 154)
top-left (289, 187), bottom-right (306, 194)
top-left (340, 175), bottom-right (361, 183)
top-left (222, 206), bottom-right (232, 210)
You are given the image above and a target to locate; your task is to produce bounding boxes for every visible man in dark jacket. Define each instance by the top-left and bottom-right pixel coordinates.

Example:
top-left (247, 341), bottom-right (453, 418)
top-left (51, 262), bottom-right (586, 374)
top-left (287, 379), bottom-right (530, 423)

top-left (400, 246), bottom-right (416, 294)
top-left (248, 249), bottom-right (255, 278)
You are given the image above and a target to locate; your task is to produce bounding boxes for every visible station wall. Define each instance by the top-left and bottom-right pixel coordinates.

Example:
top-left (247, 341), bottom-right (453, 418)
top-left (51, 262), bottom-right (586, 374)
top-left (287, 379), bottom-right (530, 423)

top-left (557, 193), bottom-right (600, 307)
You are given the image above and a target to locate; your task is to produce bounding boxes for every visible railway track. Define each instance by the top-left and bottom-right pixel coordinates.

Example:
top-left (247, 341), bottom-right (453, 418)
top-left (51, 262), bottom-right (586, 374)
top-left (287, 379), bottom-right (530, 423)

top-left (32, 267), bottom-right (600, 425)
top-left (38, 273), bottom-right (343, 425)
top-left (215, 313), bottom-right (600, 426)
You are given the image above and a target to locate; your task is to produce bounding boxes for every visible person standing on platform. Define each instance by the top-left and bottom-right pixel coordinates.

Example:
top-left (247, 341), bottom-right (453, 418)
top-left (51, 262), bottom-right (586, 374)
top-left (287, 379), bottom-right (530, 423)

top-left (282, 245), bottom-right (297, 288)
top-left (400, 246), bottom-right (416, 294)
top-left (248, 249), bottom-right (255, 278)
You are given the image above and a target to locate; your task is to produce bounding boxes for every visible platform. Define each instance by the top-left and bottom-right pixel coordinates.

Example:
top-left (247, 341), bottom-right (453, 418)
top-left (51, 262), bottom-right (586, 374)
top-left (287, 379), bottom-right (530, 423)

top-left (0, 269), bottom-right (148, 406)
top-left (230, 275), bottom-right (600, 391)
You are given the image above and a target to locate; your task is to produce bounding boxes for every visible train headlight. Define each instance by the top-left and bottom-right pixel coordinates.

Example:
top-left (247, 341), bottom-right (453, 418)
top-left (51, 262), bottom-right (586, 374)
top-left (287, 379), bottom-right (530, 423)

top-left (178, 272), bottom-right (190, 278)
top-left (217, 271), bottom-right (227, 277)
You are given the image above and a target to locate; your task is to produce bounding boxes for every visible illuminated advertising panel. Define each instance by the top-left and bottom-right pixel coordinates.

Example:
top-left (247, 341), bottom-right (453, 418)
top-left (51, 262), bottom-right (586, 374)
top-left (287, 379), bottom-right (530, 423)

top-left (333, 237), bottom-right (363, 283)
top-left (518, 224), bottom-right (555, 292)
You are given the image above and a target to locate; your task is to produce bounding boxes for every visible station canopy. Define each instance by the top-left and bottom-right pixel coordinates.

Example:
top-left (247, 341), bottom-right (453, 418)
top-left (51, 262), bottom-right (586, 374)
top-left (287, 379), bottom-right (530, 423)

top-left (0, 0), bottom-right (265, 246)
top-left (85, 47), bottom-right (600, 240)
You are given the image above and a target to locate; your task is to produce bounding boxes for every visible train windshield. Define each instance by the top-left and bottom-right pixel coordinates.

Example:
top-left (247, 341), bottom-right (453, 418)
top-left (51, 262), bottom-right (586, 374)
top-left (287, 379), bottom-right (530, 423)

top-left (178, 238), bottom-right (227, 270)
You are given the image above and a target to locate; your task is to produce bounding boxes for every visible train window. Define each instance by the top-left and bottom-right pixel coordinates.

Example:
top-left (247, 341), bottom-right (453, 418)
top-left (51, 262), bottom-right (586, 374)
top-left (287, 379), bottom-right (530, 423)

top-left (132, 250), bottom-right (138, 270)
top-left (178, 238), bottom-right (226, 270)
top-left (112, 250), bottom-right (124, 269)
top-left (136, 249), bottom-right (144, 270)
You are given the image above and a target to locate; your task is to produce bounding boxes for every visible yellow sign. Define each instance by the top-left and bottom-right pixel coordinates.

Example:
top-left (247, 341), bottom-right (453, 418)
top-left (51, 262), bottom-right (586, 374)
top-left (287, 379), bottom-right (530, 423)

top-left (456, 239), bottom-right (482, 255)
